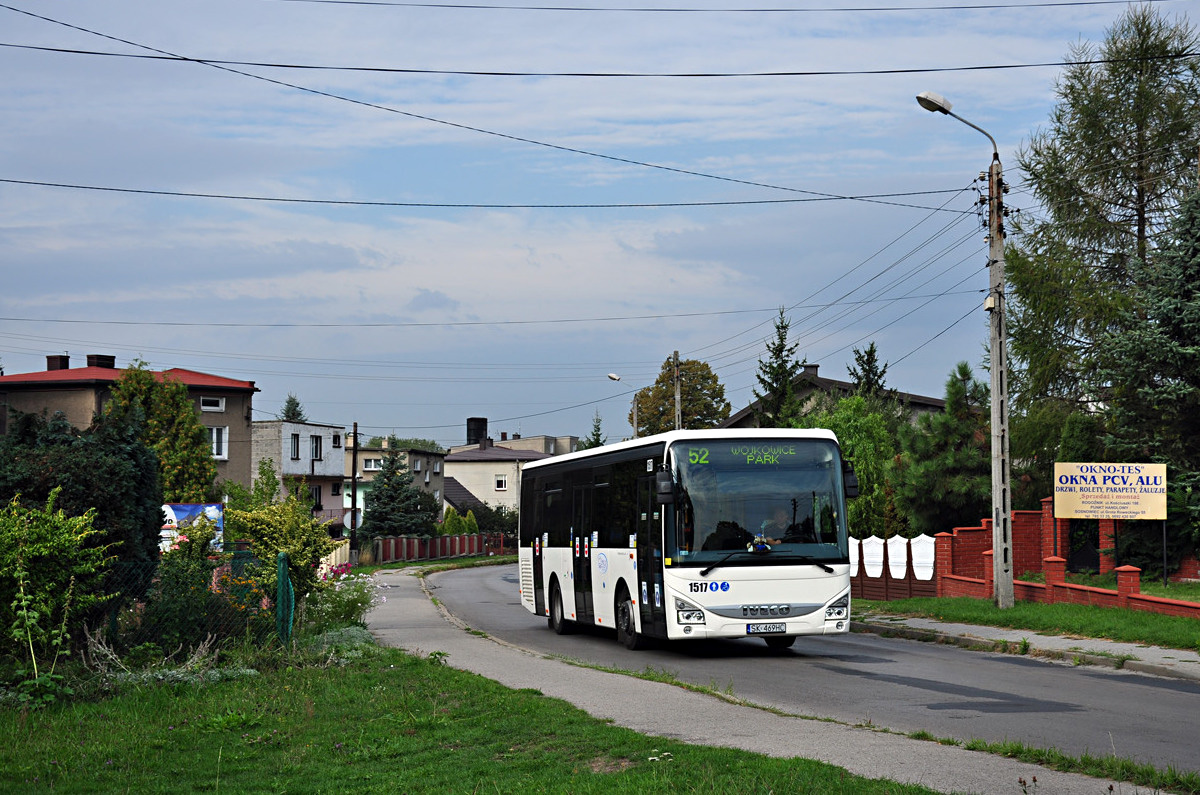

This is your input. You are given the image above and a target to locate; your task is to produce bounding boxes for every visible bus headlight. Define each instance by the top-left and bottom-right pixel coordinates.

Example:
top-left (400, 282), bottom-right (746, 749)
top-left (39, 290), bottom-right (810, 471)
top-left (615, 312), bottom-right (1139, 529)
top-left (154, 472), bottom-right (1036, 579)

top-left (675, 597), bottom-right (706, 625)
top-left (824, 594), bottom-right (849, 620)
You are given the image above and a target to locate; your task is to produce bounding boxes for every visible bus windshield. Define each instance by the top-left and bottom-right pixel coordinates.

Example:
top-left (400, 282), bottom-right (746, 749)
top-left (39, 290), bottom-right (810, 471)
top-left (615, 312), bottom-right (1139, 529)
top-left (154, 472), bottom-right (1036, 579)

top-left (668, 437), bottom-right (849, 566)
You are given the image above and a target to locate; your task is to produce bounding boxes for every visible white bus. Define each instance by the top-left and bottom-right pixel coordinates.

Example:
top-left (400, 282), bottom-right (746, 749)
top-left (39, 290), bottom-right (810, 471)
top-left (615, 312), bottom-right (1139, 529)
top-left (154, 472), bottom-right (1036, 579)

top-left (518, 429), bottom-right (857, 650)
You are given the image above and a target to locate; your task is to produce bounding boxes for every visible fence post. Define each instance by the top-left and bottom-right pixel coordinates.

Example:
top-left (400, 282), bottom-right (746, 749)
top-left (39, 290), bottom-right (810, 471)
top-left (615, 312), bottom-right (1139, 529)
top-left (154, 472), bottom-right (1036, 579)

top-left (935, 533), bottom-right (953, 597)
top-left (1116, 565), bottom-right (1141, 607)
top-left (1044, 556), bottom-right (1066, 604)
top-left (276, 552), bottom-right (294, 645)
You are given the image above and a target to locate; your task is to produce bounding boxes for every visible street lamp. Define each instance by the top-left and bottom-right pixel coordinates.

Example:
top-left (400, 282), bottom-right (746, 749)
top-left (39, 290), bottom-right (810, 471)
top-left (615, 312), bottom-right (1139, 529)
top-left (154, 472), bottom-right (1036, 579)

top-left (917, 90), bottom-right (1014, 609)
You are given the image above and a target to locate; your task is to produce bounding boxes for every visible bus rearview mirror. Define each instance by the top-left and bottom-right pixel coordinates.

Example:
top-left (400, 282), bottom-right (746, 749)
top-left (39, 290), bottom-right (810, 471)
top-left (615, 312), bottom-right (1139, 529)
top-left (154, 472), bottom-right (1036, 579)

top-left (843, 461), bottom-right (860, 499)
top-left (655, 470), bottom-right (675, 504)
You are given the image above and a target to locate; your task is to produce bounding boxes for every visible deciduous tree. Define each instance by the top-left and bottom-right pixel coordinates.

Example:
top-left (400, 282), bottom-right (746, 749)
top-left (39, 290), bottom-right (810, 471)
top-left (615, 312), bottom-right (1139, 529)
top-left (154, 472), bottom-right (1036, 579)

top-left (105, 361), bottom-right (217, 502)
top-left (631, 356), bottom-right (730, 437)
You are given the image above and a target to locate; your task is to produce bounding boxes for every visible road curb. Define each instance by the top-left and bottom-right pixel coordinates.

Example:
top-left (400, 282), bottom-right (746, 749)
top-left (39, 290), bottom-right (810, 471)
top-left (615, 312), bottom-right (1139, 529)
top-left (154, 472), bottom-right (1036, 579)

top-left (851, 620), bottom-right (1200, 682)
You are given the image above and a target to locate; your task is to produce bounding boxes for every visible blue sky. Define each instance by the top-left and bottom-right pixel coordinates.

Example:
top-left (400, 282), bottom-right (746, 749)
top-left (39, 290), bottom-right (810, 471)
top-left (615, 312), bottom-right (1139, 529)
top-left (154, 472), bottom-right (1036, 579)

top-left (0, 0), bottom-right (1177, 446)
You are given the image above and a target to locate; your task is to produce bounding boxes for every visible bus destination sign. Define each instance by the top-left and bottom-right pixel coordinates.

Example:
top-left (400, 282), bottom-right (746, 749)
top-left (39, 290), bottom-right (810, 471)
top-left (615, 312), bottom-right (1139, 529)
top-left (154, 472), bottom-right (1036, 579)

top-left (685, 444), bottom-right (798, 466)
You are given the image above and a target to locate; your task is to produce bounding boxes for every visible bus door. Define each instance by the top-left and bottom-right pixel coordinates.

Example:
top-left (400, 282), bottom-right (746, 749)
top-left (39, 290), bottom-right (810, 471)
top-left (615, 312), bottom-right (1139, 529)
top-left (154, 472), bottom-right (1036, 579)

top-left (526, 479), bottom-right (545, 616)
top-left (572, 486), bottom-right (594, 624)
top-left (636, 473), bottom-right (668, 638)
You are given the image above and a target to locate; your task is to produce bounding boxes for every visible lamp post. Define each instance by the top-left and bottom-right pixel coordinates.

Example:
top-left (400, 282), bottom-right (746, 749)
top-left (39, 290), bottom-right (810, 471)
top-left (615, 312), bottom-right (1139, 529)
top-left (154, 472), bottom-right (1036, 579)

top-left (916, 91), bottom-right (1014, 609)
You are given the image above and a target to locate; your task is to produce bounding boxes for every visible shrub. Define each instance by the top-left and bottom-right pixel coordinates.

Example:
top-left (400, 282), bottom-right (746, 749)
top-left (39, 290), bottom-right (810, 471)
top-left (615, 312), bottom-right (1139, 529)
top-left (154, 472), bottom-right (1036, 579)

top-left (303, 566), bottom-right (385, 633)
top-left (0, 493), bottom-right (113, 662)
top-left (0, 491), bottom-right (114, 704)
top-left (225, 496), bottom-right (337, 602)
top-left (132, 519), bottom-right (270, 652)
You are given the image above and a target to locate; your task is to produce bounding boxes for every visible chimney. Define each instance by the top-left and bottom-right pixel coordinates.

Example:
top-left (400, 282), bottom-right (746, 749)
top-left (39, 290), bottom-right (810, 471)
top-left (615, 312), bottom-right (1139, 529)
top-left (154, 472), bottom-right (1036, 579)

top-left (47, 354), bottom-right (70, 371)
top-left (500, 431), bottom-right (508, 442)
top-left (802, 363), bottom-right (820, 377)
top-left (466, 417), bottom-right (488, 446)
top-left (86, 354), bottom-right (116, 369)
top-left (513, 433), bottom-right (520, 440)
top-left (479, 436), bottom-right (493, 450)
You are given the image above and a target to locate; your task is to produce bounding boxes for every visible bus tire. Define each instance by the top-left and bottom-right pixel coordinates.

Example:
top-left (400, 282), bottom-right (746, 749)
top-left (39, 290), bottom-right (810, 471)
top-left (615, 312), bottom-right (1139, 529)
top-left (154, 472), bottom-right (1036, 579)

top-left (548, 581), bottom-right (573, 635)
top-left (764, 635), bottom-right (796, 651)
top-left (616, 587), bottom-right (646, 650)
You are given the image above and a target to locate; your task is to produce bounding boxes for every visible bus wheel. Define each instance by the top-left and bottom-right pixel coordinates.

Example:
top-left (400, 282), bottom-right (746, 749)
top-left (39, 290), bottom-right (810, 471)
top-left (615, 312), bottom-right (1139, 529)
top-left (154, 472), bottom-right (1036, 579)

top-left (764, 636), bottom-right (796, 651)
top-left (616, 588), bottom-right (646, 650)
top-left (548, 581), bottom-right (573, 635)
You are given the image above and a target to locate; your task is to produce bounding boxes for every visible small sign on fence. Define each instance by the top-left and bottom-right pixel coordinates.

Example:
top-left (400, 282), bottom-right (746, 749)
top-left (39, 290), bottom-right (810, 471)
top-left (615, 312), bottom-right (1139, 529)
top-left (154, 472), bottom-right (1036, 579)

top-left (1053, 462), bottom-right (1167, 520)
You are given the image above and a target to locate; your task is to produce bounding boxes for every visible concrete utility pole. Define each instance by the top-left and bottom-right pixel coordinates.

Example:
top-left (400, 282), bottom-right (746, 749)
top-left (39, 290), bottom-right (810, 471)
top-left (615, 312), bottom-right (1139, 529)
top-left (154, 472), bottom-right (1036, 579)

top-left (917, 91), bottom-right (1014, 608)
top-left (673, 350), bottom-right (682, 431)
top-left (350, 421), bottom-right (359, 556)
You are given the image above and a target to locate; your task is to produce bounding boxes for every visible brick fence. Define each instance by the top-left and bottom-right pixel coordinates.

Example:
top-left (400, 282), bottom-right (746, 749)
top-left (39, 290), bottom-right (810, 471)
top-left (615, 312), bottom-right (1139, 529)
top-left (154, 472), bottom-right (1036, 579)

top-left (366, 533), bottom-right (515, 563)
top-left (853, 496), bottom-right (1200, 620)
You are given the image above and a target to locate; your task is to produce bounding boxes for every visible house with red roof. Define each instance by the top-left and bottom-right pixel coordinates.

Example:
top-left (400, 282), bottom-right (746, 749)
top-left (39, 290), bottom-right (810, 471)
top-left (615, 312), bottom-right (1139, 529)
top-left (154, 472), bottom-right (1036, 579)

top-left (0, 354), bottom-right (259, 488)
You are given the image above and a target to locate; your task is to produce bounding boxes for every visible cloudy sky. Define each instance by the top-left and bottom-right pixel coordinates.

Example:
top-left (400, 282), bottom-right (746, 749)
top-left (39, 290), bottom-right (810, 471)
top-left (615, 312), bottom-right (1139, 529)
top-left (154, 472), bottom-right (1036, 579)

top-left (0, 0), bottom-right (1178, 446)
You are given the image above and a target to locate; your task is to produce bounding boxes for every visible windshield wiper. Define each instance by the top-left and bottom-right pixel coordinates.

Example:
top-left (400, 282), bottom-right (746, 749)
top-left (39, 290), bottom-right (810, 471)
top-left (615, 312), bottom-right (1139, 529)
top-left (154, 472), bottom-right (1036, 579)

top-left (699, 550), bottom-right (753, 577)
top-left (699, 551), bottom-right (834, 576)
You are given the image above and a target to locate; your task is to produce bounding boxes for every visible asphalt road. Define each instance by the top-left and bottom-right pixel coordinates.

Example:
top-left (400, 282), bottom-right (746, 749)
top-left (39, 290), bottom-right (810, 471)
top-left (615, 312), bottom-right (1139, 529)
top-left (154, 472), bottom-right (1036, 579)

top-left (429, 563), bottom-right (1200, 775)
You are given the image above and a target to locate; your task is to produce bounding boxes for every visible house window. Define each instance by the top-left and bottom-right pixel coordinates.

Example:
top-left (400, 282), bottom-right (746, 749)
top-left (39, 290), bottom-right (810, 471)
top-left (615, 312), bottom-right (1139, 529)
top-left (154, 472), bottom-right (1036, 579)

top-left (495, 474), bottom-right (508, 491)
top-left (433, 460), bottom-right (441, 474)
top-left (332, 434), bottom-right (342, 448)
top-left (363, 458), bottom-right (383, 471)
top-left (331, 482), bottom-right (341, 496)
top-left (433, 489), bottom-right (441, 502)
top-left (200, 396), bottom-right (225, 412)
top-left (310, 435), bottom-right (322, 461)
top-left (310, 485), bottom-right (322, 511)
top-left (424, 470), bottom-right (431, 484)
top-left (413, 458), bottom-right (422, 472)
top-left (290, 433), bottom-right (301, 460)
top-left (209, 426), bottom-right (228, 460)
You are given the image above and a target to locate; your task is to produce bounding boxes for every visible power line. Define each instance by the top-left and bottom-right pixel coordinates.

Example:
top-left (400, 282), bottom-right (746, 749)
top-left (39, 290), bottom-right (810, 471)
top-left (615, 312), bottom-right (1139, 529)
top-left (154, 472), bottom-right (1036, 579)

top-left (270, 0), bottom-right (1183, 12)
top-left (0, 4), bottom-right (942, 207)
top-left (8, 40), bottom-right (1195, 77)
top-left (0, 178), bottom-right (972, 213)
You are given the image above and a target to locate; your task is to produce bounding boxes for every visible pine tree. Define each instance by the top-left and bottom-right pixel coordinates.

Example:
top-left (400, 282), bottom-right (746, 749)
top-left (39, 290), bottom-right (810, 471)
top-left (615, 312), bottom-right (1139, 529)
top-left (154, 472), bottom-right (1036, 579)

top-left (362, 450), bottom-right (437, 537)
top-left (847, 343), bottom-right (889, 399)
top-left (1099, 189), bottom-right (1200, 556)
top-left (752, 308), bottom-right (803, 428)
top-left (1010, 6), bottom-right (1200, 407)
top-left (889, 362), bottom-right (991, 535)
top-left (279, 393), bottom-right (307, 422)
top-left (578, 411), bottom-right (607, 449)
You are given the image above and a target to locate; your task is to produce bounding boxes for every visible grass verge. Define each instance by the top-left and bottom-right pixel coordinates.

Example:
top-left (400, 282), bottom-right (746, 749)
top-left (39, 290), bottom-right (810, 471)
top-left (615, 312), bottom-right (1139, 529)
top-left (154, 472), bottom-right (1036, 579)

top-left (1, 644), bottom-right (937, 794)
top-left (856, 595), bottom-right (1200, 652)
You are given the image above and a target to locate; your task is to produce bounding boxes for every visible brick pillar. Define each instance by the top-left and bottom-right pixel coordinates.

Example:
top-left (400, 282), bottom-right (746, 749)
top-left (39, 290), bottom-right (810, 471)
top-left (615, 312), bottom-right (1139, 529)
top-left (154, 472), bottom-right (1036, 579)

top-left (1116, 565), bottom-right (1141, 606)
top-left (982, 549), bottom-right (994, 599)
top-left (1099, 519), bottom-right (1118, 574)
top-left (1040, 497), bottom-right (1063, 563)
top-left (935, 532), bottom-right (954, 597)
top-left (1044, 556), bottom-right (1066, 604)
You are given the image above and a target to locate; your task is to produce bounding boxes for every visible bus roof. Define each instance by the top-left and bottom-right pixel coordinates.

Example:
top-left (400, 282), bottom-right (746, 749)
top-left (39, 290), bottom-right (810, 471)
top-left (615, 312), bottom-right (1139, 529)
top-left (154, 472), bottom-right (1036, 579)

top-left (522, 428), bottom-right (840, 473)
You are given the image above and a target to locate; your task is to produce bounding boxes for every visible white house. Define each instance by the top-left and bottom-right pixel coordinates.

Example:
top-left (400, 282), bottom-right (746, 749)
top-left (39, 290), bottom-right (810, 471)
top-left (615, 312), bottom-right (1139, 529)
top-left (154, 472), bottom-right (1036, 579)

top-left (251, 420), bottom-right (346, 523)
